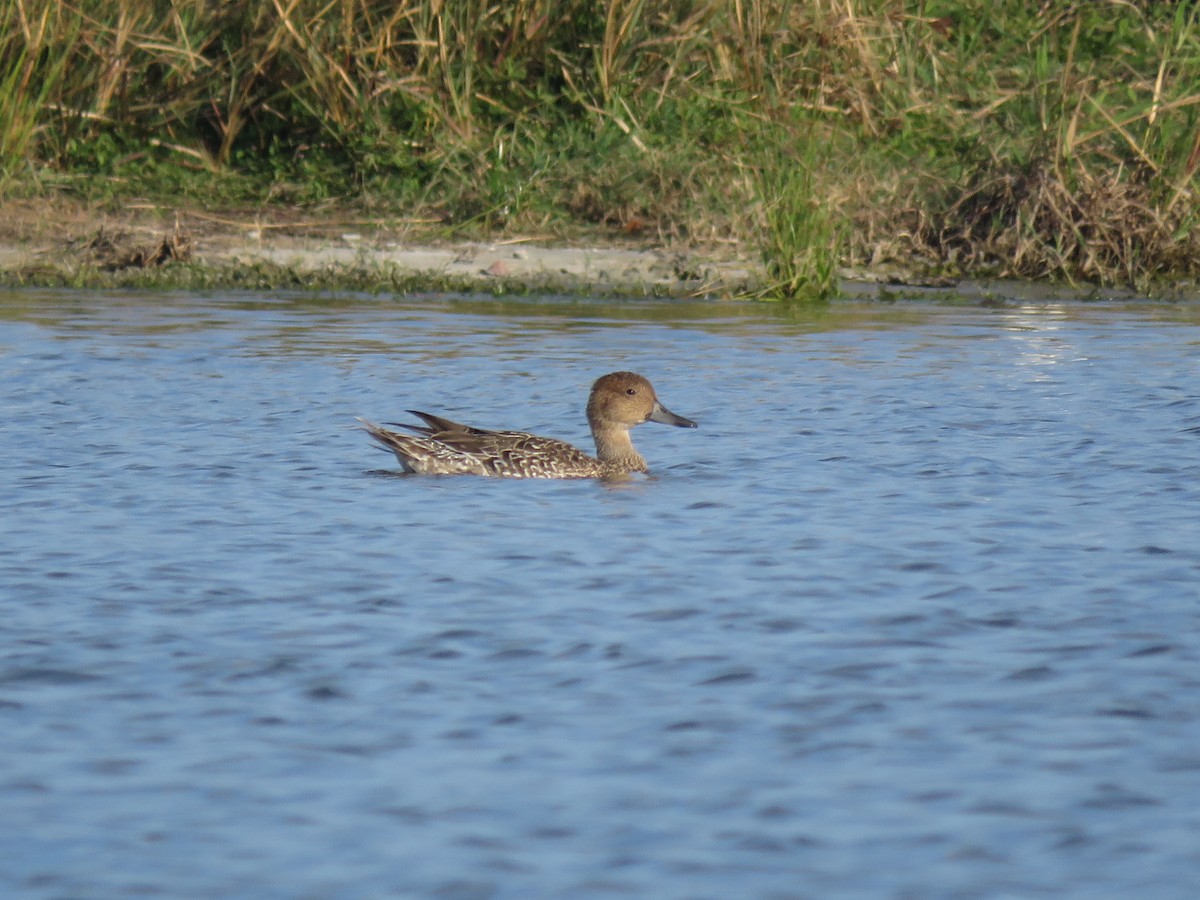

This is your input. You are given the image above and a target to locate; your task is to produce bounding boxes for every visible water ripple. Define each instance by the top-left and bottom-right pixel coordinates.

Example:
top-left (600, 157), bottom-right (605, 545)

top-left (2, 293), bottom-right (1200, 898)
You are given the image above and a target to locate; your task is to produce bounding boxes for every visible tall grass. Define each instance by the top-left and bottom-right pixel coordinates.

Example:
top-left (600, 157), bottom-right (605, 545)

top-left (3, 0), bottom-right (1199, 286)
top-left (748, 121), bottom-right (845, 302)
top-left (0, 2), bottom-right (79, 177)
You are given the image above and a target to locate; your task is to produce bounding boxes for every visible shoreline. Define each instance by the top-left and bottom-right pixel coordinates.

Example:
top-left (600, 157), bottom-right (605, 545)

top-left (0, 200), bottom-right (1189, 302)
top-left (0, 200), bottom-right (757, 295)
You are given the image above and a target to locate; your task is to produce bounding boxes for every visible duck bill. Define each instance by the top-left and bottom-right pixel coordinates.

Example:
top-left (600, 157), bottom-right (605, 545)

top-left (647, 401), bottom-right (698, 428)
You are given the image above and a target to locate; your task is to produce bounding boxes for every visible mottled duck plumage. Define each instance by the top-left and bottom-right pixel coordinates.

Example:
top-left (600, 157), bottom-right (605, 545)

top-left (360, 371), bottom-right (697, 478)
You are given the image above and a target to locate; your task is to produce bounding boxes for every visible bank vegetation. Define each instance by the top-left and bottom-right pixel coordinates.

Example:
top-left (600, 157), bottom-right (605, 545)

top-left (3, 0), bottom-right (1199, 298)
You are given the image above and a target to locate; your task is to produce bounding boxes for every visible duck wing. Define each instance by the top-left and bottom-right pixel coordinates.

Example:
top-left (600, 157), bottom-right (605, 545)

top-left (401, 410), bottom-right (488, 435)
top-left (362, 416), bottom-right (602, 478)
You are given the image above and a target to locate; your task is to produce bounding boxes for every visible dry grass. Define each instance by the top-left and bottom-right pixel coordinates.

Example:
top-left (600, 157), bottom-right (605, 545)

top-left (2, 0), bottom-right (1199, 288)
top-left (75, 222), bottom-right (192, 271)
top-left (907, 161), bottom-right (1199, 286)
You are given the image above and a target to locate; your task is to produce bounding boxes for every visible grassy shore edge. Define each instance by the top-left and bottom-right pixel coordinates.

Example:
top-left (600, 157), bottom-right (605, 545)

top-left (3, 2), bottom-right (1198, 297)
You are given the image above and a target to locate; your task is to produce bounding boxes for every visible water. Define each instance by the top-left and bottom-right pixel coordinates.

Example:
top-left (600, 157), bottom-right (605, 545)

top-left (2, 290), bottom-right (1200, 899)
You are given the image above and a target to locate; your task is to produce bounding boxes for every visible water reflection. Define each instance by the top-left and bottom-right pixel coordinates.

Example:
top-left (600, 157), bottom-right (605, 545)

top-left (996, 307), bottom-right (1082, 373)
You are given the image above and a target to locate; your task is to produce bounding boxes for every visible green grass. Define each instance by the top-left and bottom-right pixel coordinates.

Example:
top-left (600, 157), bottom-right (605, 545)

top-left (0, 2), bottom-right (78, 177)
top-left (746, 121), bottom-right (846, 302)
top-left (3, 0), bottom-right (1199, 289)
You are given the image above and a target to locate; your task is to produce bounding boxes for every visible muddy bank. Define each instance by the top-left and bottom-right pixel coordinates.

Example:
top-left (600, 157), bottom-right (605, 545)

top-left (0, 200), bottom-right (764, 294)
top-left (0, 200), bottom-right (1185, 301)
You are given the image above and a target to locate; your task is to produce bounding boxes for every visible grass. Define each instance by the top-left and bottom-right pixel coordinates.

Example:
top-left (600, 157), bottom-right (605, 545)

top-left (747, 121), bottom-right (846, 302)
top-left (2, 254), bottom-right (692, 299)
top-left (2, 0), bottom-right (1199, 294)
top-left (0, 2), bottom-right (78, 176)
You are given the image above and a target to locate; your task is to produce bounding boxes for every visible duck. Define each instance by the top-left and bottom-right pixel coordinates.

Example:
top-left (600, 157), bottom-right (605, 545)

top-left (360, 371), bottom-right (696, 478)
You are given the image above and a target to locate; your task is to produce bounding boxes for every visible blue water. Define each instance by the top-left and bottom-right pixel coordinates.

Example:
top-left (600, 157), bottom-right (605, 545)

top-left (2, 290), bottom-right (1200, 898)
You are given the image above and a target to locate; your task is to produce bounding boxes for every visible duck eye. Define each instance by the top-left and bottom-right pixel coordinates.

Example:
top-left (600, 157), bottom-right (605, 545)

top-left (625, 388), bottom-right (637, 395)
